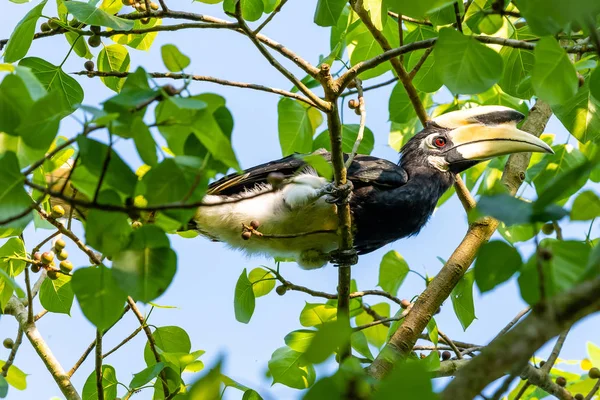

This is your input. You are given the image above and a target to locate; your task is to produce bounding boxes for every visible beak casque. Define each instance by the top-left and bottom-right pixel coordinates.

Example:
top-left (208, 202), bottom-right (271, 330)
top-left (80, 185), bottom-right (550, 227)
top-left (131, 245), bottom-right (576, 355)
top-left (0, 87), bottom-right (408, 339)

top-left (435, 106), bottom-right (554, 163)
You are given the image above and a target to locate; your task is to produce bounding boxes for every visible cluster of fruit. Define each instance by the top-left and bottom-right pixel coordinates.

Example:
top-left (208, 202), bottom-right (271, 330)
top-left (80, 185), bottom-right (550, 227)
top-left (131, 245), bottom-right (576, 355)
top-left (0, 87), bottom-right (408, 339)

top-left (30, 206), bottom-right (73, 280)
top-left (121, 0), bottom-right (160, 24)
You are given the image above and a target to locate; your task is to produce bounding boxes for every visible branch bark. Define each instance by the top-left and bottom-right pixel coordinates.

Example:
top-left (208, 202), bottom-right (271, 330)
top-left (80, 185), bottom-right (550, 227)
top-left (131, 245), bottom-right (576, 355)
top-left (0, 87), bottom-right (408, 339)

top-left (366, 100), bottom-right (552, 379)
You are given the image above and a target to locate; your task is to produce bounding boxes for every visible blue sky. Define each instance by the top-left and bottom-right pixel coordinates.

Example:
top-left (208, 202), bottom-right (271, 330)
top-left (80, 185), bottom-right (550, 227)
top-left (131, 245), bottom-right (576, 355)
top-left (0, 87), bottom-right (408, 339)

top-left (1, 1), bottom-right (598, 399)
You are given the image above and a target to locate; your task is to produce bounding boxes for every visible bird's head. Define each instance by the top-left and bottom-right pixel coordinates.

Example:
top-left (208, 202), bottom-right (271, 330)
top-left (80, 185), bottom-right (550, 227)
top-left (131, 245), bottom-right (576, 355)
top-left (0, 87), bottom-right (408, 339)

top-left (399, 106), bottom-right (553, 174)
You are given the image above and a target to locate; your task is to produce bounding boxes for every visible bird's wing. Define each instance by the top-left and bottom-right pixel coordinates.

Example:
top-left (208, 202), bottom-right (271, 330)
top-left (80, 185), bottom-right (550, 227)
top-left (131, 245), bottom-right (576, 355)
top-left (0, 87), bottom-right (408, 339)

top-left (208, 151), bottom-right (408, 196)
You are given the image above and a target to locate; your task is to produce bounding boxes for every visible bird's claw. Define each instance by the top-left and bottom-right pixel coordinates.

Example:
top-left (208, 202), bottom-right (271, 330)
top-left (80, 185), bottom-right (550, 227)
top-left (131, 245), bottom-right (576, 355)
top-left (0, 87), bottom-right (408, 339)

top-left (329, 249), bottom-right (358, 267)
top-left (322, 181), bottom-right (354, 205)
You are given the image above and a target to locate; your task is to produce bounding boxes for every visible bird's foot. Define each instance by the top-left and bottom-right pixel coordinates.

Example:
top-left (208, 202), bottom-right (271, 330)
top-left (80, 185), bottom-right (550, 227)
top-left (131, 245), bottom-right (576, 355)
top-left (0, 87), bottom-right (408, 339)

top-left (241, 220), bottom-right (262, 240)
top-left (320, 181), bottom-right (354, 205)
top-left (329, 248), bottom-right (358, 267)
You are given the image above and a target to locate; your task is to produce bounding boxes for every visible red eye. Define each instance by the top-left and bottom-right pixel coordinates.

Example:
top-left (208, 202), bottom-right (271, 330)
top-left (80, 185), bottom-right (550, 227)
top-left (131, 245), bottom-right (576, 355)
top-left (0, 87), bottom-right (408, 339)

top-left (433, 137), bottom-right (447, 148)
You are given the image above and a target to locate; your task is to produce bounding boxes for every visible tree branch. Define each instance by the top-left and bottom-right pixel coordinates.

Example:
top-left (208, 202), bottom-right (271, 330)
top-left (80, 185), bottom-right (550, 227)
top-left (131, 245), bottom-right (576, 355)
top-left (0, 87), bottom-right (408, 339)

top-left (95, 330), bottom-right (104, 400)
top-left (0, 328), bottom-right (23, 378)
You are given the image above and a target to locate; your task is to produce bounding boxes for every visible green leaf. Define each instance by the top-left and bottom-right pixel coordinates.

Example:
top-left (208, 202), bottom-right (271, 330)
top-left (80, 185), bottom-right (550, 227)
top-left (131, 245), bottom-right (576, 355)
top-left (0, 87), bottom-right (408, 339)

top-left (498, 26), bottom-right (536, 99)
top-left (378, 250), bottom-right (409, 296)
top-left (408, 50), bottom-right (443, 93)
top-left (285, 329), bottom-right (316, 352)
top-left (66, 1), bottom-right (134, 30)
top-left (234, 268), bottom-right (255, 323)
top-left (161, 44), bottom-right (191, 72)
top-left (0, 237), bottom-right (27, 277)
top-left (498, 222), bottom-right (539, 244)
top-left (19, 57), bottom-right (84, 113)
top-left (515, 0), bottom-right (600, 36)
top-left (72, 265), bottom-right (128, 330)
top-left (278, 98), bottom-right (316, 156)
top-left (39, 273), bottom-right (74, 315)
top-left (571, 191), bottom-right (600, 221)
top-left (373, 359), bottom-right (437, 400)
top-left (112, 225), bottom-right (177, 303)
top-left (451, 269), bottom-right (476, 330)
top-left (314, 0), bottom-right (346, 27)
top-left (15, 91), bottom-right (64, 151)
top-left (303, 320), bottom-right (352, 364)
top-left (591, 67), bottom-right (600, 102)
top-left (553, 81), bottom-right (600, 144)
top-left (476, 194), bottom-right (568, 226)
top-left (3, 0), bottom-right (47, 63)
top-left (388, 0), bottom-right (454, 19)
top-left (144, 326), bottom-right (191, 366)
top-left (0, 152), bottom-right (33, 235)
top-left (98, 44), bottom-right (130, 92)
top-left (299, 303), bottom-right (337, 327)
top-left (0, 74), bottom-right (34, 136)
top-left (427, 317), bottom-right (438, 346)
top-left (223, 0), bottom-right (264, 21)
top-left (475, 241), bottom-right (522, 293)
top-left (86, 191), bottom-right (133, 256)
top-left (65, 32), bottom-right (93, 60)
top-left (532, 37), bottom-right (578, 105)
top-left (312, 124), bottom-right (375, 155)
top-left (82, 365), bottom-right (118, 400)
top-left (351, 330), bottom-right (374, 360)
top-left (268, 347), bottom-right (316, 389)
top-left (355, 302), bottom-right (389, 347)
top-left (130, 362), bottom-right (165, 389)
top-left (434, 28), bottom-right (503, 94)
top-left (248, 267), bottom-right (275, 297)
top-left (0, 361), bottom-right (26, 390)
top-left (389, 82), bottom-right (426, 123)
top-left (132, 118), bottom-right (158, 167)
top-left (298, 154), bottom-right (333, 180)
top-left (111, 18), bottom-right (161, 50)
top-left (0, 375), bottom-right (7, 398)
top-left (187, 360), bottom-right (222, 400)
top-left (518, 240), bottom-right (591, 305)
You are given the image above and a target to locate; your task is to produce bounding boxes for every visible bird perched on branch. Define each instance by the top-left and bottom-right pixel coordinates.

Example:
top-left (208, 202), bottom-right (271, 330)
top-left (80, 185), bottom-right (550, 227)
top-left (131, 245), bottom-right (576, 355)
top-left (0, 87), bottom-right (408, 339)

top-left (190, 106), bottom-right (552, 269)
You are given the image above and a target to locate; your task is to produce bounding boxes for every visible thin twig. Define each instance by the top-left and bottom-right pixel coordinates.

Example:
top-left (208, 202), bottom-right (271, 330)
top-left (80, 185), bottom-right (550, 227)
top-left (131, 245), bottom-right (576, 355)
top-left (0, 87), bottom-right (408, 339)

top-left (388, 11), bottom-right (433, 26)
top-left (102, 326), bottom-right (143, 359)
top-left (585, 379), bottom-right (600, 400)
top-left (541, 328), bottom-right (570, 374)
top-left (345, 79), bottom-right (365, 168)
top-left (514, 382), bottom-right (532, 400)
top-left (454, 2), bottom-right (463, 32)
top-left (353, 316), bottom-right (402, 332)
top-left (95, 330), bottom-right (104, 400)
top-left (492, 307), bottom-right (531, 341)
top-left (342, 77), bottom-right (399, 97)
top-left (438, 330), bottom-right (463, 359)
top-left (454, 175), bottom-right (477, 212)
top-left (408, 48), bottom-right (434, 80)
top-left (349, 290), bottom-right (403, 305)
top-left (254, 0), bottom-right (288, 34)
top-left (490, 373), bottom-right (518, 400)
top-left (24, 268), bottom-right (34, 324)
top-left (0, 328), bottom-right (24, 378)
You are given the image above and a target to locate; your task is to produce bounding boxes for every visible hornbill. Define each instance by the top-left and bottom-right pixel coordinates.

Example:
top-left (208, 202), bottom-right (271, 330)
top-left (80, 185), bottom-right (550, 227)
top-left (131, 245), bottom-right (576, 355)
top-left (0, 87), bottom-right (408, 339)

top-left (189, 106), bottom-right (552, 269)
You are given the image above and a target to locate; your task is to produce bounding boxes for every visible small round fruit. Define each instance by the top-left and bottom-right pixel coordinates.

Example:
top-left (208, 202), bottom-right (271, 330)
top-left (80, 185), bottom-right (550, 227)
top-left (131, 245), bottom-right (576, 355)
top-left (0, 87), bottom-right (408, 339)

top-left (48, 18), bottom-right (60, 30)
top-left (90, 25), bottom-right (101, 34)
top-left (132, 221), bottom-right (143, 230)
top-left (442, 351), bottom-right (451, 361)
top-left (250, 220), bottom-right (260, 229)
top-left (56, 249), bottom-right (68, 261)
top-left (69, 18), bottom-right (80, 27)
top-left (137, 2), bottom-right (147, 11)
top-left (3, 338), bottom-right (14, 349)
top-left (348, 99), bottom-right (358, 109)
top-left (541, 223), bottom-right (554, 235)
top-left (31, 263), bottom-right (41, 273)
top-left (122, 0), bottom-right (134, 5)
top-left (275, 285), bottom-right (287, 296)
top-left (539, 360), bottom-right (546, 367)
top-left (41, 22), bottom-right (51, 32)
top-left (400, 299), bottom-right (411, 309)
top-left (162, 84), bottom-right (178, 96)
top-left (33, 252), bottom-right (41, 261)
top-left (589, 367), bottom-right (600, 379)
top-left (555, 376), bottom-right (566, 387)
top-left (141, 17), bottom-right (150, 25)
top-left (354, 108), bottom-right (361, 115)
top-left (54, 239), bottom-right (67, 250)
top-left (41, 251), bottom-right (54, 265)
top-left (84, 60), bottom-right (95, 72)
top-left (574, 394), bottom-right (584, 400)
top-left (150, 2), bottom-right (159, 10)
top-left (51, 204), bottom-right (65, 218)
top-left (88, 35), bottom-right (101, 48)
top-left (47, 269), bottom-right (60, 280)
top-left (60, 260), bottom-right (73, 273)
top-left (241, 231), bottom-right (252, 240)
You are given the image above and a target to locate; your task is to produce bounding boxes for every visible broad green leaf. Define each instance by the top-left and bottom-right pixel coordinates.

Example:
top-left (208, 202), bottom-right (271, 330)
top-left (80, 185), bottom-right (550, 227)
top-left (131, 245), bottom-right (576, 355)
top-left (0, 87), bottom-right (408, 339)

top-left (0, 238), bottom-right (27, 277)
top-left (0, 74), bottom-right (33, 135)
top-left (0, 268), bottom-right (26, 305)
top-left (303, 320), bottom-right (352, 364)
top-left (187, 361), bottom-right (222, 400)
top-left (498, 222), bottom-right (539, 244)
top-left (378, 250), bottom-right (409, 296)
top-left (144, 326), bottom-right (191, 366)
top-left (389, 118), bottom-right (423, 151)
top-left (388, 0), bottom-right (454, 19)
top-left (532, 37), bottom-right (578, 105)
top-left (223, 0), bottom-right (264, 21)
top-left (571, 191), bottom-right (600, 221)
top-left (553, 81), bottom-right (600, 144)
top-left (161, 44), bottom-right (191, 72)
top-left (268, 347), bottom-right (316, 389)
top-left (15, 91), bottom-right (64, 151)
top-left (130, 362), bottom-right (165, 389)
top-left (39, 273), bottom-right (74, 315)
top-left (474, 241), bottom-right (522, 293)
top-left (355, 302), bottom-right (389, 347)
top-left (0, 152), bottom-right (33, 236)
top-left (591, 67), bottom-right (600, 102)
top-left (132, 117), bottom-right (158, 167)
top-left (451, 269), bottom-right (476, 330)
top-left (299, 154), bottom-right (333, 180)
top-left (363, 0), bottom-right (387, 30)
top-left (498, 26), bottom-right (536, 99)
top-left (234, 268), bottom-right (255, 323)
top-left (65, 32), bottom-right (93, 60)
top-left (389, 82), bottom-right (426, 123)
top-left (248, 267), bottom-right (275, 297)
top-left (72, 265), bottom-right (128, 330)
top-left (351, 330), bottom-right (374, 360)
top-left (278, 98), bottom-right (315, 156)
top-left (19, 57), bottom-right (84, 113)
top-left (515, 0), bottom-right (600, 36)
top-left (408, 50), bottom-right (443, 93)
top-left (476, 194), bottom-right (568, 226)
top-left (0, 361), bottom-right (26, 390)
top-left (111, 18), bottom-right (161, 50)
top-left (312, 124), bottom-right (375, 155)
top-left (3, 0), bottom-right (47, 62)
top-left (299, 303), bottom-right (337, 327)
top-left (112, 225), bottom-right (177, 303)
top-left (82, 365), bottom-right (118, 400)
top-left (373, 359), bottom-right (438, 400)
top-left (0, 375), bottom-right (6, 398)
top-left (465, 0), bottom-right (502, 35)
top-left (518, 240), bottom-right (591, 305)
top-left (191, 101), bottom-right (239, 170)
top-left (98, 44), bottom-right (130, 92)
top-left (314, 0), bottom-right (346, 27)
top-left (434, 28), bottom-right (502, 94)
top-left (66, 1), bottom-right (135, 30)
top-left (285, 329), bottom-right (316, 352)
